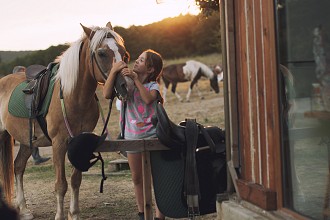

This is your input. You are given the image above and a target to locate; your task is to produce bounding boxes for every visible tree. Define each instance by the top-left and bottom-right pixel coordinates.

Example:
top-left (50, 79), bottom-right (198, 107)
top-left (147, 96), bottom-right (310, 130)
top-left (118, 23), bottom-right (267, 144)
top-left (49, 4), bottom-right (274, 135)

top-left (195, 0), bottom-right (219, 16)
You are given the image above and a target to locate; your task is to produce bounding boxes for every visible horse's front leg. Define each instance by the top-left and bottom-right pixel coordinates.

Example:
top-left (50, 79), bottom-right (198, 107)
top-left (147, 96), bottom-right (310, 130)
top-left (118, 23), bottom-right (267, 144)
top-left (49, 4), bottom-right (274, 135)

top-left (14, 144), bottom-right (34, 220)
top-left (194, 83), bottom-right (204, 100)
top-left (187, 80), bottom-right (202, 102)
top-left (68, 168), bottom-right (82, 220)
top-left (53, 144), bottom-right (68, 220)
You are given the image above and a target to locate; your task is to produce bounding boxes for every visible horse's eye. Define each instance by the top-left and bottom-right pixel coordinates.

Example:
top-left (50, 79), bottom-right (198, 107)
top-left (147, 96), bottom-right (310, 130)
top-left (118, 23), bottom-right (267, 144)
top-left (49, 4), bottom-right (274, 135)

top-left (98, 50), bottom-right (107, 58)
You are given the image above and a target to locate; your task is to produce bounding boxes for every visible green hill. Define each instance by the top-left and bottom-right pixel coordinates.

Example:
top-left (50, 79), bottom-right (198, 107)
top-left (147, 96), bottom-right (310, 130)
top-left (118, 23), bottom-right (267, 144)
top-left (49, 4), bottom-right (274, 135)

top-left (0, 51), bottom-right (34, 63)
top-left (0, 13), bottom-right (221, 76)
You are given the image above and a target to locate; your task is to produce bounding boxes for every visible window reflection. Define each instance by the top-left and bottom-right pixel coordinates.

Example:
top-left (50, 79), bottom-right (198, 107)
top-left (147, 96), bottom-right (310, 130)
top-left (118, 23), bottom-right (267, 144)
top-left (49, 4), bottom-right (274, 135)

top-left (277, 0), bottom-right (330, 219)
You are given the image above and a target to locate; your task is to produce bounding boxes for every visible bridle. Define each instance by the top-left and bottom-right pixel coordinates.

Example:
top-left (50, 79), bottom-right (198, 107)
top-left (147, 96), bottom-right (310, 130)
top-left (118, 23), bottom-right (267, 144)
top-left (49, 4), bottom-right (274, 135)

top-left (90, 33), bottom-right (127, 85)
top-left (91, 51), bottom-right (109, 84)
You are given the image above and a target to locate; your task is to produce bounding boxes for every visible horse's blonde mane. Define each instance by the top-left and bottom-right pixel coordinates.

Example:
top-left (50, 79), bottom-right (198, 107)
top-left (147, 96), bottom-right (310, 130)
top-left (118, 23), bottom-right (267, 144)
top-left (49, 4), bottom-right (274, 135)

top-left (55, 26), bottom-right (125, 95)
top-left (55, 40), bottom-right (81, 95)
top-left (90, 26), bottom-right (125, 51)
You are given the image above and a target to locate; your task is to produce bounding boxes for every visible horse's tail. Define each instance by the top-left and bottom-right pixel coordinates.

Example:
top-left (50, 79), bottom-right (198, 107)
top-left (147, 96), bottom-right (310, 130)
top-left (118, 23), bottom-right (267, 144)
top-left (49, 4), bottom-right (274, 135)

top-left (0, 130), bottom-right (14, 204)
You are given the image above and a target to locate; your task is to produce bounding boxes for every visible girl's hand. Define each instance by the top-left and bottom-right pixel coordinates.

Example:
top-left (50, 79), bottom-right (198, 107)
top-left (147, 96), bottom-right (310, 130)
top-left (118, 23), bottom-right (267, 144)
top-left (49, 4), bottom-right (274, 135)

top-left (109, 60), bottom-right (127, 76)
top-left (121, 68), bottom-right (138, 81)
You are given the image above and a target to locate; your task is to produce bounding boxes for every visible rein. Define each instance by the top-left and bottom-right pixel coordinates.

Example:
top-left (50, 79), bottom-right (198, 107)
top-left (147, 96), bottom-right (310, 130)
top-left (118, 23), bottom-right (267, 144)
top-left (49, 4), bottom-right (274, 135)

top-left (91, 51), bottom-right (108, 84)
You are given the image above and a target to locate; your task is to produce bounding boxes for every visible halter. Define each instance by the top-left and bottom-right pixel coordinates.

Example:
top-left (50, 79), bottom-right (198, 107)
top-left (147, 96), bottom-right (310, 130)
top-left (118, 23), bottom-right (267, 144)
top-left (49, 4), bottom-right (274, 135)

top-left (90, 32), bottom-right (127, 85)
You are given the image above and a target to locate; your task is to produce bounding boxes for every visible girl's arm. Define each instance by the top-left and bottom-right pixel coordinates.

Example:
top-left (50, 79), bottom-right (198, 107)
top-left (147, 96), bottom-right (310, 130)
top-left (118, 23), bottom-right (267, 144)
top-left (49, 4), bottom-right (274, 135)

top-left (103, 60), bottom-right (127, 99)
top-left (134, 79), bottom-right (158, 104)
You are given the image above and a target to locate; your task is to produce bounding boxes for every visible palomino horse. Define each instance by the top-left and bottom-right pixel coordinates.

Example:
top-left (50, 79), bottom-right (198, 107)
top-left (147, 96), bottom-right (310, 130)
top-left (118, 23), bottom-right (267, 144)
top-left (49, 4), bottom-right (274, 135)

top-left (0, 22), bottom-right (128, 220)
top-left (161, 60), bottom-right (220, 102)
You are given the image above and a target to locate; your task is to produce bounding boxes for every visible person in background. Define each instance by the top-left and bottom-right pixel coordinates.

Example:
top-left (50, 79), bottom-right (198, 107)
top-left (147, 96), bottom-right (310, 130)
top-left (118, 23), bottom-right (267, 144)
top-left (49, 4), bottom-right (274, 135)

top-left (103, 49), bottom-right (165, 220)
top-left (12, 66), bottom-right (51, 165)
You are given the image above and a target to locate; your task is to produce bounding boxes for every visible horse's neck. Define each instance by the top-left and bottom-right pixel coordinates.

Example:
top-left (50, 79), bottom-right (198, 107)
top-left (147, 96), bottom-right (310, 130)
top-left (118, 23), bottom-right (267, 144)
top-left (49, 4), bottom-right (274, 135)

top-left (64, 70), bottom-right (98, 107)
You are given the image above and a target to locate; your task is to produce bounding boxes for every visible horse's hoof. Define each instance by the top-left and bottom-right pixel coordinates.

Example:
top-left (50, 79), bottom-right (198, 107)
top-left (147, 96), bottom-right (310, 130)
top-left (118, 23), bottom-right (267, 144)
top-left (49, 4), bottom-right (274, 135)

top-left (20, 212), bottom-right (34, 220)
top-left (68, 211), bottom-right (80, 220)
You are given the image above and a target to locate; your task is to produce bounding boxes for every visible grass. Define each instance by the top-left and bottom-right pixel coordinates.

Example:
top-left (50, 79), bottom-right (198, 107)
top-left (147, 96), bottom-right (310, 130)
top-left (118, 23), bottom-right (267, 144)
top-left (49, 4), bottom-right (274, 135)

top-left (163, 52), bottom-right (222, 66)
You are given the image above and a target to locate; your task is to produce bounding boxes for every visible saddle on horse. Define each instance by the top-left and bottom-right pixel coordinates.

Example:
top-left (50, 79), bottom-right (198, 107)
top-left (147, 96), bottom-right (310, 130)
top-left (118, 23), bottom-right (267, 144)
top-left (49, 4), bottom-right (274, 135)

top-left (151, 102), bottom-right (227, 218)
top-left (23, 63), bottom-right (58, 145)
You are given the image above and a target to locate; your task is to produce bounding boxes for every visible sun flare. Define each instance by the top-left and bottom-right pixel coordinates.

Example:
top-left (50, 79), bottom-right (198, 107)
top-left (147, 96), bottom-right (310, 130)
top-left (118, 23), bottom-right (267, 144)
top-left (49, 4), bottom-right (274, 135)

top-left (135, 0), bottom-right (200, 26)
top-left (158, 0), bottom-right (200, 16)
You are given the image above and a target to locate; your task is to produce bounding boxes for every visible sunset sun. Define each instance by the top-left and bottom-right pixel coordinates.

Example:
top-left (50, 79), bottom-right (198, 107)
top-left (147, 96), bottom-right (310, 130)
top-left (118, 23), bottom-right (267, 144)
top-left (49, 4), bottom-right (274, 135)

top-left (156, 0), bottom-right (200, 16)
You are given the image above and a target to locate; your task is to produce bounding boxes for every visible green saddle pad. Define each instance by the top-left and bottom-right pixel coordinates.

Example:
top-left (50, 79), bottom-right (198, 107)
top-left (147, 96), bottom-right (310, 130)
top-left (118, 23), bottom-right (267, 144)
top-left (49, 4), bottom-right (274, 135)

top-left (8, 65), bottom-right (57, 118)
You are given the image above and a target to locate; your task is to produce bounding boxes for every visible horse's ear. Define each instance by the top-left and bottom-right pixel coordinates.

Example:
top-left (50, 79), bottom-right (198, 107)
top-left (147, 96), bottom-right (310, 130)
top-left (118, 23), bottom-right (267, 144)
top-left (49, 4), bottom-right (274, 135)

top-left (106, 22), bottom-right (113, 30)
top-left (80, 23), bottom-right (95, 40)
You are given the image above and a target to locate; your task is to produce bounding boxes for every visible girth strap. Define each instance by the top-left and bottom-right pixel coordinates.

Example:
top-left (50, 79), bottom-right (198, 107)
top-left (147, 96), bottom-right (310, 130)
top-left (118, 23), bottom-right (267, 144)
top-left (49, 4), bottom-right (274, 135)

top-left (184, 119), bottom-right (200, 218)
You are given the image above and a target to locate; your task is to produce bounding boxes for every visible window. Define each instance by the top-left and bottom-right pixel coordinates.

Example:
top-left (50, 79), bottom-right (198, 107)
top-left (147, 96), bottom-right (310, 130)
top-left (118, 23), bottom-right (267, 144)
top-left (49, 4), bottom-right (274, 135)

top-left (276, 0), bottom-right (330, 219)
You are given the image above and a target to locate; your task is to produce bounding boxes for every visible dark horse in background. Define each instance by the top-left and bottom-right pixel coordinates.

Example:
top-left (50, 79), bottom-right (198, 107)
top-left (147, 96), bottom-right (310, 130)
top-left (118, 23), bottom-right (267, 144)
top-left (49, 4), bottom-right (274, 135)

top-left (161, 60), bottom-right (221, 102)
top-left (0, 22), bottom-right (128, 220)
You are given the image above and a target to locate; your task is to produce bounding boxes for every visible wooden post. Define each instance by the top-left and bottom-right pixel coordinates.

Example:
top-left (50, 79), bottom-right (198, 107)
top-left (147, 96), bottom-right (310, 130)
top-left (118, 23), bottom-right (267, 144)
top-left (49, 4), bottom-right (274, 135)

top-left (142, 151), bottom-right (153, 219)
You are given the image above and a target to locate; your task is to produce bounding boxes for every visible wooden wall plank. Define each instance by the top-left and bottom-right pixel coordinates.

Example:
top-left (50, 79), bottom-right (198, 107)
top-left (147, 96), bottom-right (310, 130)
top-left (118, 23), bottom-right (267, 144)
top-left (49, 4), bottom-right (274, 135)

top-left (236, 0), bottom-right (252, 181)
top-left (260, 0), bottom-right (283, 206)
top-left (254, 0), bottom-right (268, 187)
top-left (246, 0), bottom-right (260, 184)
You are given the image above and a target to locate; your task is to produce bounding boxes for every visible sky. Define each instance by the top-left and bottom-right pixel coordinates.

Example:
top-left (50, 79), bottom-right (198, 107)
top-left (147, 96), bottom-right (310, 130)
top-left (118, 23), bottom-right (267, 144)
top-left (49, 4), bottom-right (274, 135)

top-left (0, 0), bottom-right (199, 51)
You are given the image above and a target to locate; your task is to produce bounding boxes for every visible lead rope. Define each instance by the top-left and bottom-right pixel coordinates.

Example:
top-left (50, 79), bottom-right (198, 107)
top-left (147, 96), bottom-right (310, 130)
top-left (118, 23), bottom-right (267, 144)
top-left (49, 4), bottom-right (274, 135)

top-left (99, 98), bottom-right (113, 193)
top-left (95, 94), bottom-right (111, 140)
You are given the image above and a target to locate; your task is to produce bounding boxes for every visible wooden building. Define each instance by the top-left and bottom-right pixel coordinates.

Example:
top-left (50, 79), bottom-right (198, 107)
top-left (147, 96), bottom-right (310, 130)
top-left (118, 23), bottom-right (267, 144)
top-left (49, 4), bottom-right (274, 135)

top-left (219, 0), bottom-right (330, 219)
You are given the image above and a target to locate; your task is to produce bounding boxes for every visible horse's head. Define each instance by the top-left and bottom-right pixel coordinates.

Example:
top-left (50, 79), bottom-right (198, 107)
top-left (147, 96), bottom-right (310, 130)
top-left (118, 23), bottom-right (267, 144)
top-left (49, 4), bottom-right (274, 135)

top-left (81, 22), bottom-right (130, 100)
top-left (213, 65), bottom-right (223, 75)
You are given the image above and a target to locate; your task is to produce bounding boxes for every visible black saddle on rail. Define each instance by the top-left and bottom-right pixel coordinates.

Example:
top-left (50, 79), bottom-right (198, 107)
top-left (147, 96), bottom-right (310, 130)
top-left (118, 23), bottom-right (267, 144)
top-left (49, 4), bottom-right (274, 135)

top-left (151, 102), bottom-right (227, 218)
top-left (151, 102), bottom-right (226, 153)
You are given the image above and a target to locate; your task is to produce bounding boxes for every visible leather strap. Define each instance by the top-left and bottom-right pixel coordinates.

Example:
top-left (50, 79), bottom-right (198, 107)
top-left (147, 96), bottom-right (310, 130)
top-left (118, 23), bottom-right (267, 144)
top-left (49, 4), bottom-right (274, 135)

top-left (184, 119), bottom-right (200, 217)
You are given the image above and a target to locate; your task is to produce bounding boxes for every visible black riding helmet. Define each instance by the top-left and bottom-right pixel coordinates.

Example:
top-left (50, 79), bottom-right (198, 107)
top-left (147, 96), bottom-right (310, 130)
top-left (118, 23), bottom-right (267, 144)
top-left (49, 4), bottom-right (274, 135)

top-left (67, 132), bottom-right (107, 172)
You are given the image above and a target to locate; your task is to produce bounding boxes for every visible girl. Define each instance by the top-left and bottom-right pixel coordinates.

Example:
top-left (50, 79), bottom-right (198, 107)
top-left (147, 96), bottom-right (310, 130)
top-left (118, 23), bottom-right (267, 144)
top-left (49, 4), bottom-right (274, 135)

top-left (103, 49), bottom-right (165, 220)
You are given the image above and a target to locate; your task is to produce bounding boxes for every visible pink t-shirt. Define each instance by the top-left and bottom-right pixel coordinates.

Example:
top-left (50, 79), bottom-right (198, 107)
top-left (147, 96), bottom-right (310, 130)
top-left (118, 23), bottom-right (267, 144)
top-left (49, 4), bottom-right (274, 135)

top-left (121, 82), bottom-right (159, 140)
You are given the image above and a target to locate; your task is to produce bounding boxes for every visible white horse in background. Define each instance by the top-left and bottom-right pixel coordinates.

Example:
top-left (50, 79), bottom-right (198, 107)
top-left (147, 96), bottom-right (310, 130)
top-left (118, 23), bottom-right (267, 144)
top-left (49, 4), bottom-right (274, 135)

top-left (161, 60), bottom-right (220, 102)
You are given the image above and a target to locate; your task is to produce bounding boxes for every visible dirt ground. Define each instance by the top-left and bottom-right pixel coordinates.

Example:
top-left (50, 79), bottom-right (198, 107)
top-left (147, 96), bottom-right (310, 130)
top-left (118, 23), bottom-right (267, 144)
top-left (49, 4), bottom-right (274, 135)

top-left (14, 79), bottom-right (224, 220)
